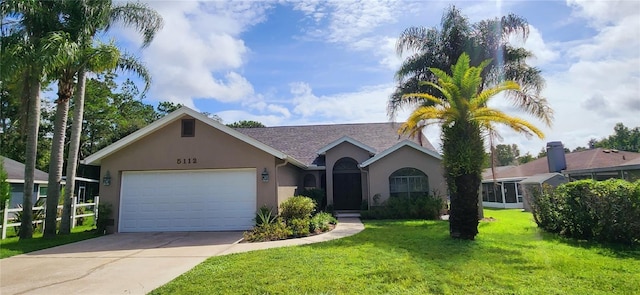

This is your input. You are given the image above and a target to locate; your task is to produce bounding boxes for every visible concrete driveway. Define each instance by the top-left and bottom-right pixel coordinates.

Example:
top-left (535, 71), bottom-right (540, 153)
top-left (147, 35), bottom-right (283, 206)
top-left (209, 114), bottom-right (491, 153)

top-left (0, 231), bottom-right (244, 295)
top-left (0, 218), bottom-right (364, 295)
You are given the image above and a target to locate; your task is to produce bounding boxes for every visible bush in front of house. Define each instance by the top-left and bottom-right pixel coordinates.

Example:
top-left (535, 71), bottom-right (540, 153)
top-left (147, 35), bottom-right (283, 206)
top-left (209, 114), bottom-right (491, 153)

top-left (243, 217), bottom-right (292, 242)
top-left (280, 196), bottom-right (316, 237)
top-left (244, 196), bottom-right (337, 242)
top-left (279, 196), bottom-right (316, 221)
top-left (531, 179), bottom-right (640, 245)
top-left (289, 218), bottom-right (311, 237)
top-left (360, 193), bottom-right (444, 220)
top-left (254, 205), bottom-right (277, 226)
top-left (298, 188), bottom-right (326, 211)
top-left (96, 202), bottom-right (113, 235)
top-left (310, 212), bottom-right (337, 233)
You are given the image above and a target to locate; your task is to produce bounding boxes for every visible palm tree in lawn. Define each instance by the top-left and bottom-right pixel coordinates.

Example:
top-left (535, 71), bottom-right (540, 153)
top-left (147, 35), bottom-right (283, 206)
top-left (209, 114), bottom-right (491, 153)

top-left (56, 0), bottom-right (161, 235)
top-left (389, 5), bottom-right (552, 129)
top-left (1, 0), bottom-right (69, 239)
top-left (399, 53), bottom-right (548, 240)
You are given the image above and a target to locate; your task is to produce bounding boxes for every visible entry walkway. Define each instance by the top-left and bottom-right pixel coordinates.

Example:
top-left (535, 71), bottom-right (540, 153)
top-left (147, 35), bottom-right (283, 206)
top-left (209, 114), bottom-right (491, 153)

top-left (0, 218), bottom-right (364, 295)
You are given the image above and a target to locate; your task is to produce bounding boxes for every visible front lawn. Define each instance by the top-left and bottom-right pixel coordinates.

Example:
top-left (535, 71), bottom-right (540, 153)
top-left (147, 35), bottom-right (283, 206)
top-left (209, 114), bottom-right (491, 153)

top-left (151, 209), bottom-right (640, 294)
top-left (0, 219), bottom-right (97, 259)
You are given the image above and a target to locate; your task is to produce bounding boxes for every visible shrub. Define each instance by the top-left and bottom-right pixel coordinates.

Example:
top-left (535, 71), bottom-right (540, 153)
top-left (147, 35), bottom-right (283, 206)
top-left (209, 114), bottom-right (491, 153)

top-left (280, 196), bottom-right (316, 222)
top-left (299, 188), bottom-right (326, 210)
top-left (310, 212), bottom-right (337, 233)
top-left (96, 202), bottom-right (113, 235)
top-left (531, 179), bottom-right (640, 245)
top-left (289, 218), bottom-right (311, 237)
top-left (13, 198), bottom-right (46, 235)
top-left (325, 204), bottom-right (334, 215)
top-left (530, 184), bottom-right (562, 233)
top-left (76, 206), bottom-right (86, 226)
top-left (243, 218), bottom-right (292, 242)
top-left (361, 193), bottom-right (443, 220)
top-left (254, 205), bottom-right (276, 226)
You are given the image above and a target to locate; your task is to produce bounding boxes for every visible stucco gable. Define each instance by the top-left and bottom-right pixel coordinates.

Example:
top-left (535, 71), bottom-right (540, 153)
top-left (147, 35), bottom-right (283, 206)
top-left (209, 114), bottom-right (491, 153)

top-left (360, 140), bottom-right (442, 167)
top-left (82, 107), bottom-right (305, 167)
top-left (317, 136), bottom-right (377, 155)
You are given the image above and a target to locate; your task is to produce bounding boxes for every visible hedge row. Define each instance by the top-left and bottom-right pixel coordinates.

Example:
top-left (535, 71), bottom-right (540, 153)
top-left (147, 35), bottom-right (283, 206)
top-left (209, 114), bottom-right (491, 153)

top-left (361, 193), bottom-right (443, 220)
top-left (531, 179), bottom-right (640, 245)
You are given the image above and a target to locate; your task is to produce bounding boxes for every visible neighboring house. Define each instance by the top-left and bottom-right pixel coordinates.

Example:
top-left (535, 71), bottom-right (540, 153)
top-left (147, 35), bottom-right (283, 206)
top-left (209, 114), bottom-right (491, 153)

top-left (62, 164), bottom-right (101, 203)
top-left (481, 141), bottom-right (640, 209)
top-left (82, 107), bottom-right (446, 233)
top-left (1, 156), bottom-right (48, 208)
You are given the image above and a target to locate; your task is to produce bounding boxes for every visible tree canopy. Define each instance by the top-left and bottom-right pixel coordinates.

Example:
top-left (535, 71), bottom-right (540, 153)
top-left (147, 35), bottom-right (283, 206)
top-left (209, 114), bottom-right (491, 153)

top-left (390, 6), bottom-right (552, 129)
top-left (399, 53), bottom-right (548, 240)
top-left (227, 120), bottom-right (266, 128)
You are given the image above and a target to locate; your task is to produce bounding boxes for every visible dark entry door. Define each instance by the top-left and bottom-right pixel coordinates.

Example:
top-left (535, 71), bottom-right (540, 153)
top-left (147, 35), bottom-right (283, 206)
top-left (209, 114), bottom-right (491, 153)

top-left (333, 158), bottom-right (362, 210)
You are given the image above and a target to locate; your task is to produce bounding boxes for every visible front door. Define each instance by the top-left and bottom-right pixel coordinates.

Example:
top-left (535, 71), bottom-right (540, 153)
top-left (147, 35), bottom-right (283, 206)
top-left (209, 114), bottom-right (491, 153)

top-left (333, 157), bottom-right (362, 210)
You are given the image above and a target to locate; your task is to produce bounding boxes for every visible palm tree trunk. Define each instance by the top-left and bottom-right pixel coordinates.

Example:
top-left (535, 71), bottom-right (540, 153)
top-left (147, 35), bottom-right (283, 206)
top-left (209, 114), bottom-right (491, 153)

top-left (60, 69), bottom-right (87, 234)
top-left (43, 81), bottom-right (72, 238)
top-left (19, 70), bottom-right (41, 240)
top-left (443, 121), bottom-right (484, 240)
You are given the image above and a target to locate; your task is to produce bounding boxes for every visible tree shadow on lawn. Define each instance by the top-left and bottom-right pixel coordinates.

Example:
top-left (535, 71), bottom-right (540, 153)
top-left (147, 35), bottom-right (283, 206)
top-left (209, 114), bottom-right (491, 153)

top-left (537, 230), bottom-right (640, 260)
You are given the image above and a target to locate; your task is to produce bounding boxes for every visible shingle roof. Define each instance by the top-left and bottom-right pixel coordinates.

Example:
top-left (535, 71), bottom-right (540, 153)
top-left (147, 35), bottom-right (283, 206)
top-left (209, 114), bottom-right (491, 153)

top-left (235, 122), bottom-right (437, 166)
top-left (482, 148), bottom-right (640, 180)
top-left (1, 156), bottom-right (49, 183)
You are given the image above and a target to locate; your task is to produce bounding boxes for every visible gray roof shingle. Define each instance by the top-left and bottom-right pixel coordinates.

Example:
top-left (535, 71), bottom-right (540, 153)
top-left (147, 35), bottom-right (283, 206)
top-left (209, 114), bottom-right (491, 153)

top-left (1, 156), bottom-right (49, 182)
top-left (482, 148), bottom-right (640, 179)
top-left (235, 122), bottom-right (437, 166)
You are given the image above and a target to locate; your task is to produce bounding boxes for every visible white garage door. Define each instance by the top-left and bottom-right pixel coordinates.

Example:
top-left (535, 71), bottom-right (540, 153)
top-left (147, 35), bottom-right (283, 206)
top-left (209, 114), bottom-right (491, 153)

top-left (119, 169), bottom-right (256, 232)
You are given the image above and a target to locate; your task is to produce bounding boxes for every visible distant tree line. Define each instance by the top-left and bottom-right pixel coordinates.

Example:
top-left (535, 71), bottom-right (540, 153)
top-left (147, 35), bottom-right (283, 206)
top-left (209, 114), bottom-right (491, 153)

top-left (0, 72), bottom-right (264, 172)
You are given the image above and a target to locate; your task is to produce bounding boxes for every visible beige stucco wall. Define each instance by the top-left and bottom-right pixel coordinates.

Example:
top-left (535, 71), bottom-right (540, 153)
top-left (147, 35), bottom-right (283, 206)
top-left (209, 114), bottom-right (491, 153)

top-left (97, 115), bottom-right (280, 232)
top-left (275, 163), bottom-right (302, 210)
top-left (325, 142), bottom-right (371, 206)
top-left (367, 146), bottom-right (446, 204)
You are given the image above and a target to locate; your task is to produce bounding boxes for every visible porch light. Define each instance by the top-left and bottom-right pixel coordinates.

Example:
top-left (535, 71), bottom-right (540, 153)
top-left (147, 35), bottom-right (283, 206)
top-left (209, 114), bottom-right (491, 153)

top-left (261, 168), bottom-right (269, 182)
top-left (103, 171), bottom-right (112, 186)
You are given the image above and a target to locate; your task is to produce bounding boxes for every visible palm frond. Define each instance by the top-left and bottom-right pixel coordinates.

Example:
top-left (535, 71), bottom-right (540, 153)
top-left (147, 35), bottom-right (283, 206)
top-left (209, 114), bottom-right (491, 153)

top-left (109, 2), bottom-right (163, 47)
top-left (116, 53), bottom-right (151, 94)
top-left (472, 81), bottom-right (520, 108)
top-left (396, 26), bottom-right (430, 55)
top-left (474, 108), bottom-right (544, 139)
top-left (402, 92), bottom-right (445, 107)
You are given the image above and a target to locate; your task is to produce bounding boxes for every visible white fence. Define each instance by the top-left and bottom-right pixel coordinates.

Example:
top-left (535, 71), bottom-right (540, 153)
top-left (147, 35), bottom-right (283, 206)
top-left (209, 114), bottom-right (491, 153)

top-left (0, 196), bottom-right (99, 239)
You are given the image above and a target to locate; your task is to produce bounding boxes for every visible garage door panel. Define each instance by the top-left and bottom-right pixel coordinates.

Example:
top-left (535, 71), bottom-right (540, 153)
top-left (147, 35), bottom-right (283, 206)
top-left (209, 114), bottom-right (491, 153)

top-left (119, 169), bottom-right (256, 232)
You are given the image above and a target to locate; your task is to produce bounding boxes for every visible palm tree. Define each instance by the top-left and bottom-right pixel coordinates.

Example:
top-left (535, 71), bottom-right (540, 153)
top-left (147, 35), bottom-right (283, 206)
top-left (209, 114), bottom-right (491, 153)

top-left (56, 0), bottom-right (160, 235)
top-left (389, 6), bottom-right (552, 127)
top-left (399, 53), bottom-right (548, 240)
top-left (1, 0), bottom-right (67, 239)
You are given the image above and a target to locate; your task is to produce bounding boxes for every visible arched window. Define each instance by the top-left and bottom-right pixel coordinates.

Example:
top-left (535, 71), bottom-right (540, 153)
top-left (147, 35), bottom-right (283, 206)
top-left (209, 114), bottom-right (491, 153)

top-left (333, 157), bottom-right (359, 173)
top-left (389, 168), bottom-right (429, 198)
top-left (303, 174), bottom-right (316, 188)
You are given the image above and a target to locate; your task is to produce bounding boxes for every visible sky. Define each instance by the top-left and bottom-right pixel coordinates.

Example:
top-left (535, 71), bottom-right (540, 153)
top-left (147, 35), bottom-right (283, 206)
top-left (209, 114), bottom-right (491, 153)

top-left (105, 0), bottom-right (640, 156)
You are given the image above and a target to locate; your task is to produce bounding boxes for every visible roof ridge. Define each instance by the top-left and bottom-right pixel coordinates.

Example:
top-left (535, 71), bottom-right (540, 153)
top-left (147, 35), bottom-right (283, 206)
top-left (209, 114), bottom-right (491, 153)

top-left (243, 122), bottom-right (403, 129)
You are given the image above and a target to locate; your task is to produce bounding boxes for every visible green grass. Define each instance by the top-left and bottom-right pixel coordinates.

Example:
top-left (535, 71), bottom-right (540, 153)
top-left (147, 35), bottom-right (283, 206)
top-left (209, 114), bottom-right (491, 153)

top-left (1, 218), bottom-right (98, 259)
top-left (151, 209), bottom-right (640, 295)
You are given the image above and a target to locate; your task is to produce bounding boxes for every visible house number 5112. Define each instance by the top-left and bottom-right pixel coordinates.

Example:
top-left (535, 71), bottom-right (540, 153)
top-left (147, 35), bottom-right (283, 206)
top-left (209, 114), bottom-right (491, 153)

top-left (177, 158), bottom-right (197, 164)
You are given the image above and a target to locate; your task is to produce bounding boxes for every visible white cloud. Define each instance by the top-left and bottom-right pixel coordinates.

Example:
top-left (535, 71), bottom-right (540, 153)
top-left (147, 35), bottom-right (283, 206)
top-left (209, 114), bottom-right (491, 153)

top-left (291, 0), bottom-right (410, 70)
top-left (492, 1), bottom-right (640, 155)
top-left (510, 26), bottom-right (560, 67)
top-left (290, 82), bottom-right (394, 123)
top-left (111, 1), bottom-right (273, 106)
top-left (567, 0), bottom-right (640, 27)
